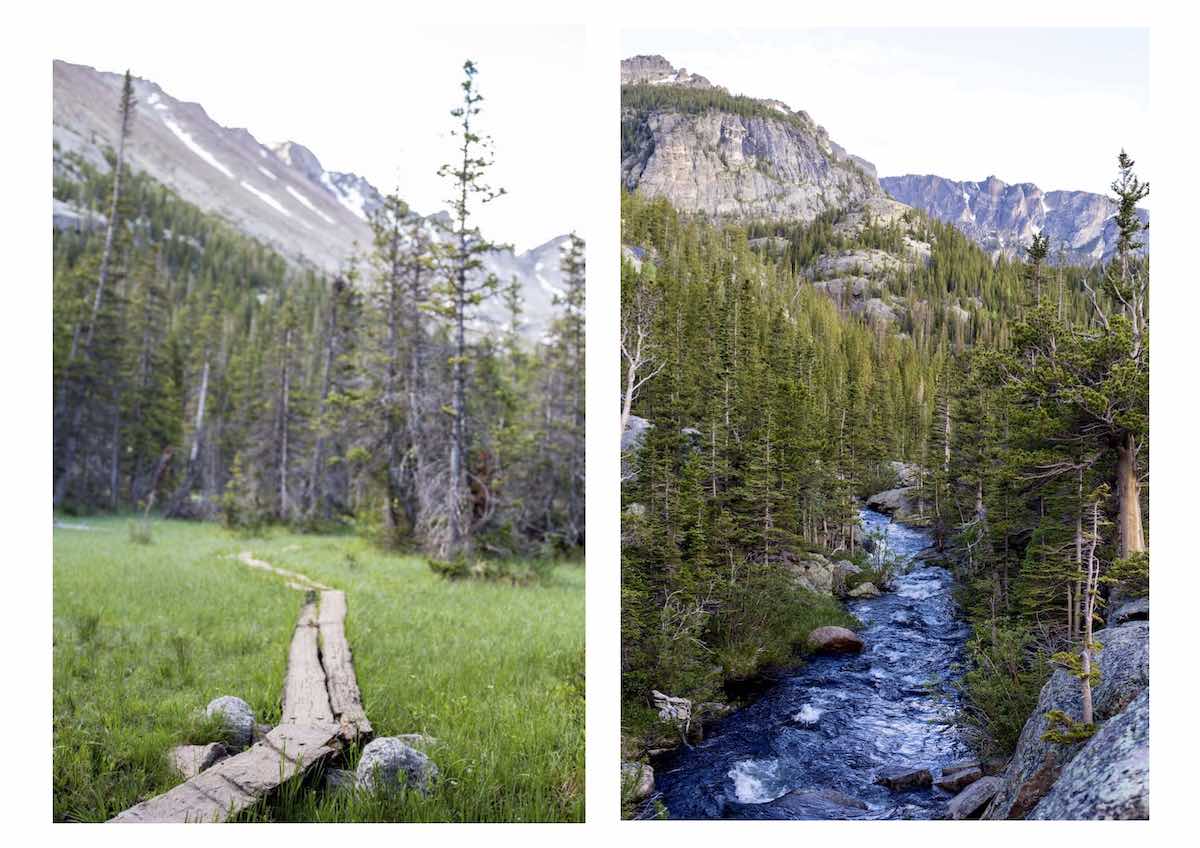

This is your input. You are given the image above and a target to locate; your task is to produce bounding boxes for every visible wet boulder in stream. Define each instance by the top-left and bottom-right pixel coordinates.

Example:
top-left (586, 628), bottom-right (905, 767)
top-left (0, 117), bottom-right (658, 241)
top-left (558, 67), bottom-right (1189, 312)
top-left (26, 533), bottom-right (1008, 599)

top-left (806, 626), bottom-right (864, 654)
top-left (875, 765), bottom-right (933, 791)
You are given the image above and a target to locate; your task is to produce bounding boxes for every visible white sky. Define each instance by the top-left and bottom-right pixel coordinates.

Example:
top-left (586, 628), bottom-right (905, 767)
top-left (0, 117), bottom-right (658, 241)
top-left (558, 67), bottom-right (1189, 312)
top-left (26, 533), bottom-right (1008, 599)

top-left (622, 28), bottom-right (1150, 201)
top-left (54, 17), bottom-right (585, 252)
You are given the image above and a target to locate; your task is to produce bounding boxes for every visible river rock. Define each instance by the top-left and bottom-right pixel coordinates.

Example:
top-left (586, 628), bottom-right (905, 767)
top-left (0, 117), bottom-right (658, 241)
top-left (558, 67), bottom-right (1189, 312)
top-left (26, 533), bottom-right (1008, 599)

top-left (807, 626), bottom-right (864, 654)
top-left (733, 787), bottom-right (870, 819)
top-left (785, 554), bottom-right (836, 595)
top-left (848, 582), bottom-right (881, 599)
top-left (622, 761), bottom-right (655, 802)
top-left (875, 765), bottom-right (932, 791)
top-left (205, 695), bottom-right (256, 749)
top-left (935, 765), bottom-right (982, 792)
top-left (652, 690), bottom-right (693, 724)
top-left (832, 560), bottom-right (862, 596)
top-left (168, 742), bottom-right (229, 779)
top-left (1110, 597), bottom-right (1148, 626)
top-left (866, 486), bottom-right (921, 523)
top-left (696, 702), bottom-right (734, 720)
top-left (983, 620), bottom-right (1148, 819)
top-left (356, 737), bottom-right (439, 794)
top-left (947, 775), bottom-right (1003, 819)
top-left (1028, 689), bottom-right (1148, 820)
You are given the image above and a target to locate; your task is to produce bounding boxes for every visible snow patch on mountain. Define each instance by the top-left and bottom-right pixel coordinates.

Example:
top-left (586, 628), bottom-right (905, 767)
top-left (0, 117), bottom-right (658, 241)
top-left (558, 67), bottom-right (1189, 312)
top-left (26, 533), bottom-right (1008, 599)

top-left (161, 115), bottom-right (233, 179)
top-left (240, 180), bottom-right (291, 217)
top-left (285, 185), bottom-right (335, 224)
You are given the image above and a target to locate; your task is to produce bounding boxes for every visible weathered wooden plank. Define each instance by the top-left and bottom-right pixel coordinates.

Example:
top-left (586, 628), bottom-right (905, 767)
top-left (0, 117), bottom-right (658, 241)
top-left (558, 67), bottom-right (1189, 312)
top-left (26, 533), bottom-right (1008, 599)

top-left (318, 590), bottom-right (373, 740)
top-left (281, 600), bottom-right (334, 726)
top-left (111, 722), bottom-right (340, 823)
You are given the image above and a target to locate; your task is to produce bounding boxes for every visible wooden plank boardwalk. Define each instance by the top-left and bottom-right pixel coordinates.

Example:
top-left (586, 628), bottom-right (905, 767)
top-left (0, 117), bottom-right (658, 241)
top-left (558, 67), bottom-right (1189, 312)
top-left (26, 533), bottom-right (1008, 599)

top-left (111, 576), bottom-right (371, 823)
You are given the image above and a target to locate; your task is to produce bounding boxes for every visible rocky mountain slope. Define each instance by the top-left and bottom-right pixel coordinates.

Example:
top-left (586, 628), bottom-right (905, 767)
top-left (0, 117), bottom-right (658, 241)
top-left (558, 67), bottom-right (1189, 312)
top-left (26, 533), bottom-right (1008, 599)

top-left (881, 173), bottom-right (1149, 264)
top-left (53, 60), bottom-right (569, 337)
top-left (620, 56), bottom-right (883, 223)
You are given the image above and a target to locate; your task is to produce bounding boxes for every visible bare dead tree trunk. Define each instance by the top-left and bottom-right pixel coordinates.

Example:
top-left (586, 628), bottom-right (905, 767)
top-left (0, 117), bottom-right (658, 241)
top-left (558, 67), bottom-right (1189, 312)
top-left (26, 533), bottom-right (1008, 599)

top-left (1116, 431), bottom-right (1145, 557)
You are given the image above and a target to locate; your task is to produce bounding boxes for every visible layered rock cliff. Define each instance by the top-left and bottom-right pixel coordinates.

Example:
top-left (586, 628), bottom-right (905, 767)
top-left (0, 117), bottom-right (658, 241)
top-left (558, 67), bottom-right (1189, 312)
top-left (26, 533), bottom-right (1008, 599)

top-left (620, 57), bottom-right (884, 223)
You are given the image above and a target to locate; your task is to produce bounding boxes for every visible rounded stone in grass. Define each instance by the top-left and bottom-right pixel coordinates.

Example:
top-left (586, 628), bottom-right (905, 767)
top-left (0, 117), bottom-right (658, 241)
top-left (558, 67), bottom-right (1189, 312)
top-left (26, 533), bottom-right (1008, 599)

top-left (356, 737), bottom-right (439, 795)
top-left (205, 695), bottom-right (256, 749)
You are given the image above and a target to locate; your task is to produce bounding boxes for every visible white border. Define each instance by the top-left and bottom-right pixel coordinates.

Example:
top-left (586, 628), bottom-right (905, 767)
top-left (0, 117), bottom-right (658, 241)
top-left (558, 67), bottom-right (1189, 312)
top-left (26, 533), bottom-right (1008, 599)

top-left (3, 0), bottom-right (1194, 842)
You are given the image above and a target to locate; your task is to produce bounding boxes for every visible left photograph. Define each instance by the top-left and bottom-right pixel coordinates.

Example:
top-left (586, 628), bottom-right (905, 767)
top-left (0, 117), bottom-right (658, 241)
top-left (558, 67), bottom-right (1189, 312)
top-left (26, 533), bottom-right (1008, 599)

top-left (52, 28), bottom-right (585, 822)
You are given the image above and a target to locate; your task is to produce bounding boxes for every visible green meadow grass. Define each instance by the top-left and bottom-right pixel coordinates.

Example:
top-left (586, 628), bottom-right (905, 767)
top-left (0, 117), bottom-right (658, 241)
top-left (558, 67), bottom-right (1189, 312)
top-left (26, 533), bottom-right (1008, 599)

top-left (53, 517), bottom-right (584, 822)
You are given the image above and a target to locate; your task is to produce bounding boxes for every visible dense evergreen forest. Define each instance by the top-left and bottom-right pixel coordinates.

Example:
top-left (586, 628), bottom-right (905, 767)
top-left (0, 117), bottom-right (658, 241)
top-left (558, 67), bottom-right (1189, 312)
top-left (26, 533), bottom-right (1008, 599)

top-left (53, 67), bottom-right (585, 560)
top-left (620, 153), bottom-right (1148, 755)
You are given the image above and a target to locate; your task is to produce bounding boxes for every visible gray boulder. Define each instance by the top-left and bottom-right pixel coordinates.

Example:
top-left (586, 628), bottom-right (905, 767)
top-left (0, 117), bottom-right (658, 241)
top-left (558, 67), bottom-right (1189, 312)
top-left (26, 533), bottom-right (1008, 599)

top-left (356, 736), bottom-right (439, 794)
top-left (168, 742), bottom-right (229, 779)
top-left (622, 415), bottom-right (653, 453)
top-left (323, 767), bottom-right (358, 793)
top-left (784, 554), bottom-right (835, 595)
top-left (807, 626), bottom-right (864, 654)
top-left (984, 620), bottom-right (1148, 819)
top-left (621, 761), bottom-right (655, 802)
top-left (848, 582), bottom-right (881, 599)
top-left (947, 776), bottom-right (1003, 820)
top-left (205, 696), bottom-right (256, 749)
top-left (832, 560), bottom-right (862, 597)
top-left (1110, 597), bottom-right (1149, 626)
top-left (866, 486), bottom-right (922, 523)
top-left (1028, 689), bottom-right (1148, 820)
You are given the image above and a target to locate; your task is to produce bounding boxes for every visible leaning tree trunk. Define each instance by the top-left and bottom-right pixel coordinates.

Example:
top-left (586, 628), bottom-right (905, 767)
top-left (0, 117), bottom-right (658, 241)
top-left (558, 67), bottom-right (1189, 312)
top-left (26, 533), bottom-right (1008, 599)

top-left (1116, 431), bottom-right (1145, 557)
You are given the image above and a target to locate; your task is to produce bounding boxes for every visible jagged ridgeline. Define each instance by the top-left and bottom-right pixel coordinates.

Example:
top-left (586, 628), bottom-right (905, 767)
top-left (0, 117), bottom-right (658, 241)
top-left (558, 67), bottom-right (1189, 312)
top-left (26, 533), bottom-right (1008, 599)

top-left (53, 146), bottom-right (586, 555)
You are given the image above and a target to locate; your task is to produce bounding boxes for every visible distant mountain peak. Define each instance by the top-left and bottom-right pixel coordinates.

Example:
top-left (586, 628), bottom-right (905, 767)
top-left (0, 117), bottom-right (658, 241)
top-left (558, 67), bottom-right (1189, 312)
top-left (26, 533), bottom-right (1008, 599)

top-left (881, 172), bottom-right (1148, 263)
top-left (53, 59), bottom-right (572, 338)
top-left (620, 55), bottom-right (718, 90)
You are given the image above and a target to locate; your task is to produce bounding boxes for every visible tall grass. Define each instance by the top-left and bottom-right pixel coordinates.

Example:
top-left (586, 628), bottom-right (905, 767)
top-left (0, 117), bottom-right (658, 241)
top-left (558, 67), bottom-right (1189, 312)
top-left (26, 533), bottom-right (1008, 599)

top-left (53, 517), bottom-right (584, 822)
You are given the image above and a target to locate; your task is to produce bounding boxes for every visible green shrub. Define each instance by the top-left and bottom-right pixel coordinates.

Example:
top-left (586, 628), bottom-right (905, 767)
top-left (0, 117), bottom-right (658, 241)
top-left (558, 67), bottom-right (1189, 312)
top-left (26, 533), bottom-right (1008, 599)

top-left (957, 625), bottom-right (1048, 757)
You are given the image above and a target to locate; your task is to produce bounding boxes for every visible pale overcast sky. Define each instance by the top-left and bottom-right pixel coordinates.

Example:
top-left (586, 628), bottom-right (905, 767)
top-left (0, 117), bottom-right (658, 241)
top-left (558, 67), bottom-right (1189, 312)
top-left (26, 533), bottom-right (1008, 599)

top-left (55, 19), bottom-right (585, 252)
top-left (622, 28), bottom-right (1150, 200)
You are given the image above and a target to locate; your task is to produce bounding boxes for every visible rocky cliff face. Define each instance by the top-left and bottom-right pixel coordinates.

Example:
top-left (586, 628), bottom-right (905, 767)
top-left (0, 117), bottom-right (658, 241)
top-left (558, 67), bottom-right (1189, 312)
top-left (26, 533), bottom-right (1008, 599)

top-left (983, 619), bottom-right (1149, 820)
top-left (880, 173), bottom-right (1149, 264)
top-left (620, 54), bottom-right (716, 89)
top-left (53, 60), bottom-right (569, 338)
top-left (621, 57), bottom-right (884, 223)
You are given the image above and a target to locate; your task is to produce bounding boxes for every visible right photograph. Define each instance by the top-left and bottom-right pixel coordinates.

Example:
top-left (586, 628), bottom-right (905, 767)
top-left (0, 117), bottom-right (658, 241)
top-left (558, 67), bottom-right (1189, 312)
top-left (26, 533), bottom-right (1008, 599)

top-left (619, 29), bottom-right (1149, 821)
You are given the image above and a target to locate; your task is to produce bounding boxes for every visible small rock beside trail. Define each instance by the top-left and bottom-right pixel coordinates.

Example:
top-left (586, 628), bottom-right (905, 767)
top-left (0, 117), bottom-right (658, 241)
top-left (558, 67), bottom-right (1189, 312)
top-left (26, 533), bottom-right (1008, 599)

top-left (205, 696), bottom-right (256, 749)
top-left (622, 761), bottom-right (655, 802)
top-left (947, 776), bottom-right (1003, 820)
top-left (323, 767), bottom-right (357, 793)
top-left (356, 736), bottom-right (439, 794)
top-left (848, 582), bottom-right (881, 599)
top-left (168, 742), bottom-right (229, 779)
top-left (875, 765), bottom-right (932, 791)
top-left (807, 626), bottom-right (864, 654)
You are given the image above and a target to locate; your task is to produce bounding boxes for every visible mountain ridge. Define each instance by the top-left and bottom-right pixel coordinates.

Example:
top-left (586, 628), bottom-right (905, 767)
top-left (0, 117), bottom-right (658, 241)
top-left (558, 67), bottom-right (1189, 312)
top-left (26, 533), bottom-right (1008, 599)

top-left (52, 59), bottom-right (570, 337)
top-left (880, 172), bottom-right (1148, 263)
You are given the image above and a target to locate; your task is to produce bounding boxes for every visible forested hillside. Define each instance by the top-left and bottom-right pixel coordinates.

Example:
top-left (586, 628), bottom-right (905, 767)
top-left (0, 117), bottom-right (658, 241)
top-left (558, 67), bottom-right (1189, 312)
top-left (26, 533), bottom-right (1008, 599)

top-left (620, 150), bottom-right (1149, 770)
top-left (53, 68), bottom-right (585, 559)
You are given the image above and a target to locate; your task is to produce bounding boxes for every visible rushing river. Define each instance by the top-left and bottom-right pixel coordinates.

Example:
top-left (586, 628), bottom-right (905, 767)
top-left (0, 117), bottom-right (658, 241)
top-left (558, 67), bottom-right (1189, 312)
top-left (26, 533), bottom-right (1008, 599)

top-left (652, 508), bottom-right (974, 820)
